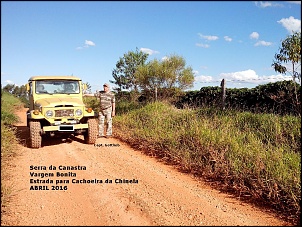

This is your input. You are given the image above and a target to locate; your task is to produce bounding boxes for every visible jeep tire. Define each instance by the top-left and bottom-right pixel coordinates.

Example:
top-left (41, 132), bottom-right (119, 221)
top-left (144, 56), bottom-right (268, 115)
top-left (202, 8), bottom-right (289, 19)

top-left (84, 118), bottom-right (98, 144)
top-left (29, 120), bottom-right (42, 148)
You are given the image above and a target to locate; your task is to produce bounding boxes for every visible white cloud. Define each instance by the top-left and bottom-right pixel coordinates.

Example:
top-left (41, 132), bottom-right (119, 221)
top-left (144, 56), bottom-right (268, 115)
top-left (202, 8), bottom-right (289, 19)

top-left (194, 69), bottom-right (295, 88)
top-left (249, 32), bottom-right (259, 40)
top-left (287, 1), bottom-right (301, 5)
top-left (220, 69), bottom-right (258, 81)
top-left (196, 43), bottom-right (210, 48)
top-left (5, 80), bottom-right (14, 84)
top-left (85, 40), bottom-right (96, 47)
top-left (194, 75), bottom-right (213, 82)
top-left (219, 69), bottom-right (293, 84)
top-left (198, 33), bottom-right (219, 41)
top-left (277, 16), bottom-right (301, 34)
top-left (224, 36), bottom-right (232, 42)
top-left (255, 1), bottom-right (272, 8)
top-left (254, 40), bottom-right (273, 46)
top-left (249, 32), bottom-right (272, 47)
top-left (255, 1), bottom-right (283, 8)
top-left (140, 48), bottom-right (159, 55)
top-left (76, 40), bottom-right (96, 50)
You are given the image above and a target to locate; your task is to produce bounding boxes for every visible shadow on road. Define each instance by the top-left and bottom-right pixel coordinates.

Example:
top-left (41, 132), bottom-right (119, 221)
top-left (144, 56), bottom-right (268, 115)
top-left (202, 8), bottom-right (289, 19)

top-left (13, 125), bottom-right (87, 148)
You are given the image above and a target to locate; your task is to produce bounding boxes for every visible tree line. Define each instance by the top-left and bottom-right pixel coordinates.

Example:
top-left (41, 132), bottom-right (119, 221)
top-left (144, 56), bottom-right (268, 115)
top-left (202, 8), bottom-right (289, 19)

top-left (175, 80), bottom-right (301, 116)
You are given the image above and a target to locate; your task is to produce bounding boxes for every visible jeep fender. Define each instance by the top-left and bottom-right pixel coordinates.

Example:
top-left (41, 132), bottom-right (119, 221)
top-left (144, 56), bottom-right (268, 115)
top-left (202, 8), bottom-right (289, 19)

top-left (27, 110), bottom-right (45, 120)
top-left (84, 110), bottom-right (98, 117)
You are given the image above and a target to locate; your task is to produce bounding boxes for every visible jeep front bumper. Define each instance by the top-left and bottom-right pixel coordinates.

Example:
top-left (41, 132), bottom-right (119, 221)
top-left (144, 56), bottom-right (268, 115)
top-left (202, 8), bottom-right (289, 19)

top-left (42, 123), bottom-right (88, 132)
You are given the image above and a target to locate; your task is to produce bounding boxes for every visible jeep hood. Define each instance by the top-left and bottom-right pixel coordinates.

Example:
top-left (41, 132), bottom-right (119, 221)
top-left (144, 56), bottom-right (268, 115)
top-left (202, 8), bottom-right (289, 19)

top-left (35, 97), bottom-right (85, 107)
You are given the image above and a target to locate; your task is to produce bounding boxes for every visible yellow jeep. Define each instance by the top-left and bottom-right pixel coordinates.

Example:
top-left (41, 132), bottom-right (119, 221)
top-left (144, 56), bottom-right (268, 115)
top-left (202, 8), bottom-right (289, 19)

top-left (26, 75), bottom-right (98, 148)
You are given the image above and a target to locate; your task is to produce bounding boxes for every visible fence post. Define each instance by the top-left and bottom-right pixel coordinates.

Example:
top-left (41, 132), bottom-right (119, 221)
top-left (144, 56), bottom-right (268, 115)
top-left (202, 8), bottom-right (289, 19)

top-left (221, 79), bottom-right (226, 110)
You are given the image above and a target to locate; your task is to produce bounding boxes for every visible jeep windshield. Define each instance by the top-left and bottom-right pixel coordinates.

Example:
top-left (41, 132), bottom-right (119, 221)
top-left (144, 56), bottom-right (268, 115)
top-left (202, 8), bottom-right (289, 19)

top-left (35, 80), bottom-right (80, 94)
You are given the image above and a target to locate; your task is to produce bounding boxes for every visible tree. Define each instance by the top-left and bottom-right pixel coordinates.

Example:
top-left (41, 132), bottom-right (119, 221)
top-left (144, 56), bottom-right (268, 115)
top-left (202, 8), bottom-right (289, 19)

top-left (2, 84), bottom-right (27, 97)
top-left (135, 54), bottom-right (195, 101)
top-left (14, 85), bottom-right (28, 98)
top-left (2, 84), bottom-right (15, 94)
top-left (2, 83), bottom-right (29, 106)
top-left (111, 47), bottom-right (149, 93)
top-left (272, 31), bottom-right (301, 83)
top-left (83, 82), bottom-right (92, 94)
top-left (272, 31), bottom-right (301, 106)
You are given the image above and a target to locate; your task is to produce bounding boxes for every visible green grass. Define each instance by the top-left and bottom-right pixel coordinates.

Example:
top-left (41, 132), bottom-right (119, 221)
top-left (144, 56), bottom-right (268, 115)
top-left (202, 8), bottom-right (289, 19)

top-left (1, 92), bottom-right (23, 125)
top-left (1, 92), bottom-right (23, 153)
top-left (1, 92), bottom-right (23, 218)
top-left (114, 101), bottom-right (301, 224)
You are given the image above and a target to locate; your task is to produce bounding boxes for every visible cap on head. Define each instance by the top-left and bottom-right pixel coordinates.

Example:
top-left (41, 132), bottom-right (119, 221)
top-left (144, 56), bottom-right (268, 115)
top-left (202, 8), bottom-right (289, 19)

top-left (103, 83), bottom-right (109, 88)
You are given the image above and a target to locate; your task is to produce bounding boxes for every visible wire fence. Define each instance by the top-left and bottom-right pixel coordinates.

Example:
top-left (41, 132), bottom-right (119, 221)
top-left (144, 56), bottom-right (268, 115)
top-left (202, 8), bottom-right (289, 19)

top-left (86, 76), bottom-right (300, 92)
top-left (196, 76), bottom-right (294, 84)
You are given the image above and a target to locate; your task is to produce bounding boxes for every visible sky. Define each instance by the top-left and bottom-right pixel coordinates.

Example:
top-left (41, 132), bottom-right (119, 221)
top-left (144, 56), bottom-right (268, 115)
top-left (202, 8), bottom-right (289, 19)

top-left (1, 1), bottom-right (301, 92)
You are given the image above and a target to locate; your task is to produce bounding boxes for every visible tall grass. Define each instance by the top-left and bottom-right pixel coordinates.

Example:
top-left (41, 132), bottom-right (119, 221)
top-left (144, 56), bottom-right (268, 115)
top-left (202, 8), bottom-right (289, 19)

top-left (1, 92), bottom-right (23, 154)
top-left (1, 91), bottom-right (23, 215)
top-left (114, 101), bottom-right (301, 225)
top-left (1, 92), bottom-right (23, 125)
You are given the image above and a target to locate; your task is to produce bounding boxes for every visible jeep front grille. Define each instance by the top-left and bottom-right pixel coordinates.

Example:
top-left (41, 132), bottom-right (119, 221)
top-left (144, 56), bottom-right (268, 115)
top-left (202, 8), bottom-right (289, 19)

top-left (55, 109), bottom-right (74, 117)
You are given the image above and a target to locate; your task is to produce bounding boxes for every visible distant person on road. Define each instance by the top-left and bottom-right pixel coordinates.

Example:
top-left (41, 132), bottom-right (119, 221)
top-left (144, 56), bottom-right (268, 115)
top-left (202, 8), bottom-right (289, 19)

top-left (84, 83), bottom-right (115, 138)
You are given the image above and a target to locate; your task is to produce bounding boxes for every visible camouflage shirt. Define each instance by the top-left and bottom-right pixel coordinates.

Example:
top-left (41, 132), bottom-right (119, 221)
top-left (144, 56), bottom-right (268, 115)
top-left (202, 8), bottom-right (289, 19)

top-left (97, 91), bottom-right (115, 110)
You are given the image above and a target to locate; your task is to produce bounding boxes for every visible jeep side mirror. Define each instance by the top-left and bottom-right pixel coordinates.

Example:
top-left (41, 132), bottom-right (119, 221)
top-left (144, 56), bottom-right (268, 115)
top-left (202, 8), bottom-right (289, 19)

top-left (26, 83), bottom-right (30, 91)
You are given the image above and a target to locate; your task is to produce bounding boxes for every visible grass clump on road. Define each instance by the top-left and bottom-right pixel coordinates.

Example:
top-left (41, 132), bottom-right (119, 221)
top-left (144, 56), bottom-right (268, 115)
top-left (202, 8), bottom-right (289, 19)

top-left (114, 101), bottom-right (301, 224)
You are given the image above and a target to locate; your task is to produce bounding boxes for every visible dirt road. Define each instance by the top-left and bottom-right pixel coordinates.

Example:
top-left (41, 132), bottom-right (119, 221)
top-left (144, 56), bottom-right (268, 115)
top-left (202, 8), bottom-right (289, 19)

top-left (1, 108), bottom-right (292, 226)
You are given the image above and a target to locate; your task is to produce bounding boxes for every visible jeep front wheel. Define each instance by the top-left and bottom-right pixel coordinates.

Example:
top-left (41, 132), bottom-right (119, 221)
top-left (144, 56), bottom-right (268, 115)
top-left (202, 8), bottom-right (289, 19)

top-left (29, 120), bottom-right (42, 148)
top-left (84, 118), bottom-right (98, 144)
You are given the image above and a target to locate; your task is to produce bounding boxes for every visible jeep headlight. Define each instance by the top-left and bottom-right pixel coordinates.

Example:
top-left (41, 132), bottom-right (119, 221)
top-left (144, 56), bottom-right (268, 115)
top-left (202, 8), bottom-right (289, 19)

top-left (45, 110), bottom-right (54, 118)
top-left (75, 109), bottom-right (82, 116)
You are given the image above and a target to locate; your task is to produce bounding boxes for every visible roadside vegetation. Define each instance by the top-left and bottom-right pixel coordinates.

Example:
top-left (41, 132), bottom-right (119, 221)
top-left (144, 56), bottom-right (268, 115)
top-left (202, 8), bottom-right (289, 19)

top-left (1, 92), bottom-right (23, 155)
top-left (112, 101), bottom-right (300, 225)
top-left (1, 91), bottom-right (23, 217)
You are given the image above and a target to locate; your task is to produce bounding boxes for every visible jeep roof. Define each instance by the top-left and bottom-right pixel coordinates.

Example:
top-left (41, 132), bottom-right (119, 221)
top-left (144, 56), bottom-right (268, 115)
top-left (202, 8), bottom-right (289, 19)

top-left (28, 76), bottom-right (82, 81)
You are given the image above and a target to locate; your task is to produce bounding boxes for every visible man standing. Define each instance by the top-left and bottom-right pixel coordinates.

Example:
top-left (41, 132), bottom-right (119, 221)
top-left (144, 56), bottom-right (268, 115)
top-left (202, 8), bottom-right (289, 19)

top-left (84, 83), bottom-right (115, 138)
top-left (98, 83), bottom-right (115, 138)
